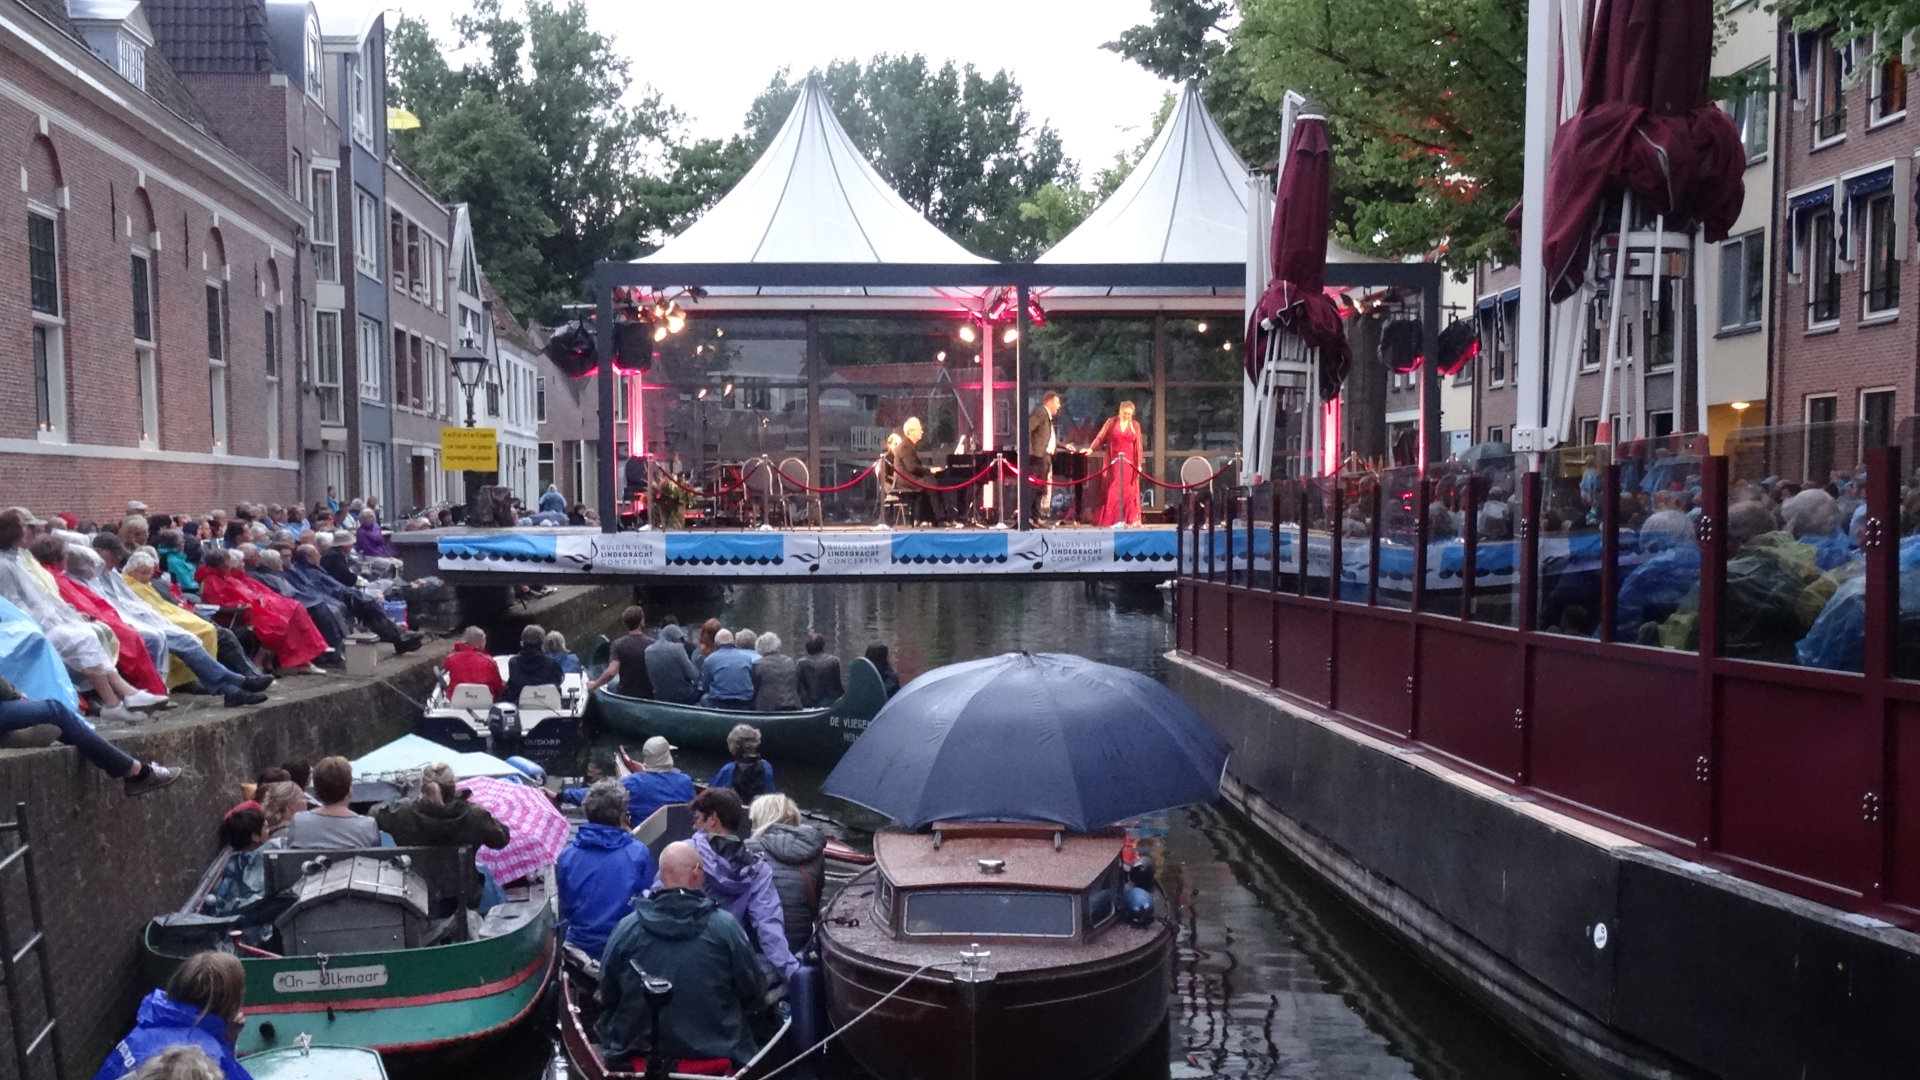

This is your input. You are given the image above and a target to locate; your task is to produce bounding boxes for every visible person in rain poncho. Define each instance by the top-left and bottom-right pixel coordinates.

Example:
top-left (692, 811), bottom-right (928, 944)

top-left (1660, 501), bottom-right (1822, 663)
top-left (1613, 510), bottom-right (1699, 642)
top-left (72, 536), bottom-right (264, 707)
top-left (0, 511), bottom-right (160, 721)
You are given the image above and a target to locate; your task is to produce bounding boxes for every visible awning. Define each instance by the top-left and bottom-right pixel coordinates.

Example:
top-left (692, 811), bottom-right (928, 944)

top-left (1845, 167), bottom-right (1894, 199)
top-left (1788, 186), bottom-right (1834, 214)
top-left (1475, 286), bottom-right (1522, 311)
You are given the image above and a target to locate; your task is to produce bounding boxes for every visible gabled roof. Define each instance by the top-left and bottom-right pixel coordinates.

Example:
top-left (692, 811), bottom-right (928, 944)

top-left (639, 74), bottom-right (988, 267)
top-left (1039, 82), bottom-right (1248, 265)
top-left (141, 0), bottom-right (279, 73)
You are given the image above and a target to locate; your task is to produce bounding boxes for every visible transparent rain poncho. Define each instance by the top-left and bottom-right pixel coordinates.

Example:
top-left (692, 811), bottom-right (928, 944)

top-left (0, 546), bottom-right (112, 672)
top-left (1797, 534), bottom-right (1920, 674)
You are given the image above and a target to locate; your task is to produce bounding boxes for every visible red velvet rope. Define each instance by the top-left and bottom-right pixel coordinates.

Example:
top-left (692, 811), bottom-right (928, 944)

top-left (1131, 456), bottom-right (1235, 491)
top-left (891, 460), bottom-right (1009, 493)
top-left (771, 461), bottom-right (881, 494)
top-left (1013, 456), bottom-right (1121, 488)
top-left (657, 459), bottom-right (764, 498)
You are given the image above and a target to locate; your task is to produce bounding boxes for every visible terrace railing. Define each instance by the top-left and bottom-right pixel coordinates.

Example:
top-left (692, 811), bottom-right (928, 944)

top-left (1176, 444), bottom-right (1920, 929)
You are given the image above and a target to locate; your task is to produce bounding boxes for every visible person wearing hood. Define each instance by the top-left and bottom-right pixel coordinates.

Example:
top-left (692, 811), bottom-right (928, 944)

top-left (617, 736), bottom-right (695, 825)
top-left (93, 951), bottom-right (251, 1080)
top-left (596, 841), bottom-right (764, 1071)
top-left (644, 623), bottom-right (701, 704)
top-left (746, 794), bottom-right (826, 955)
top-left (864, 642), bottom-right (901, 698)
top-left (557, 780), bottom-right (656, 960)
top-left (681, 787), bottom-right (799, 980)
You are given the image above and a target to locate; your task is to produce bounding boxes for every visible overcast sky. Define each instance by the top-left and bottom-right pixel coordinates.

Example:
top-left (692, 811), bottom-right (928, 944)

top-left (394, 0), bottom-right (1178, 170)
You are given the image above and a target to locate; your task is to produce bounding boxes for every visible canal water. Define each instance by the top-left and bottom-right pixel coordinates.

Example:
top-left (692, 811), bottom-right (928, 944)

top-left (504, 581), bottom-right (1560, 1079)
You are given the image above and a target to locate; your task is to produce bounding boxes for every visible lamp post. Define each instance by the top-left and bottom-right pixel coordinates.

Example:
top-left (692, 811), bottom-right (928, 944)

top-left (451, 339), bottom-right (491, 428)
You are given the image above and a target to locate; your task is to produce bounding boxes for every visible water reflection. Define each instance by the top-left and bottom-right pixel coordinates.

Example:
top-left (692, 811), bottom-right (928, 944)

top-left (536, 582), bottom-right (1554, 1080)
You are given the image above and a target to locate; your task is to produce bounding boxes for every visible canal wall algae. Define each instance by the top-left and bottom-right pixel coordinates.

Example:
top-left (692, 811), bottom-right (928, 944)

top-left (1168, 653), bottom-right (1920, 1080)
top-left (0, 584), bottom-right (623, 1079)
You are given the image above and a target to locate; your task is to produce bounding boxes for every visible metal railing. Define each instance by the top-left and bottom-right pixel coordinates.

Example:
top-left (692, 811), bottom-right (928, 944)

top-left (1176, 445), bottom-right (1920, 929)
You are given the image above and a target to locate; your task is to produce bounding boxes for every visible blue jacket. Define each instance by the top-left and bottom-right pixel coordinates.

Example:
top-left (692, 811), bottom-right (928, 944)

top-left (558, 823), bottom-right (657, 958)
top-left (539, 490), bottom-right (567, 514)
top-left (93, 990), bottom-right (252, 1080)
top-left (699, 647), bottom-right (758, 702)
top-left (711, 760), bottom-right (776, 796)
top-left (621, 769), bottom-right (694, 826)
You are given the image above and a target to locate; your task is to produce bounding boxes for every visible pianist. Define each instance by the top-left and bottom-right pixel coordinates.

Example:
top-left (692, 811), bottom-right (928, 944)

top-left (1028, 392), bottom-right (1063, 525)
top-left (890, 417), bottom-right (948, 527)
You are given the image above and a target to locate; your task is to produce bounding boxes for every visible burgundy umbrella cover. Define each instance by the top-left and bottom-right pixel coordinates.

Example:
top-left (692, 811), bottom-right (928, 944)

top-left (1247, 115), bottom-right (1351, 399)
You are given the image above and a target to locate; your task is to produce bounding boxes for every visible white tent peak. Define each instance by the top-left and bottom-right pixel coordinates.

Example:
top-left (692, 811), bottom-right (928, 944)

top-left (638, 72), bottom-right (988, 266)
top-left (1038, 81), bottom-right (1249, 265)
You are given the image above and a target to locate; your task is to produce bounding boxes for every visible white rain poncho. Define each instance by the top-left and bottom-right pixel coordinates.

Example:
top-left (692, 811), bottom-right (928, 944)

top-left (0, 546), bottom-right (113, 673)
top-left (61, 537), bottom-right (171, 676)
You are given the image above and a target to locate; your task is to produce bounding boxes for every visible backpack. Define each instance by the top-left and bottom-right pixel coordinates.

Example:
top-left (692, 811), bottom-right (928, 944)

top-left (729, 757), bottom-right (770, 804)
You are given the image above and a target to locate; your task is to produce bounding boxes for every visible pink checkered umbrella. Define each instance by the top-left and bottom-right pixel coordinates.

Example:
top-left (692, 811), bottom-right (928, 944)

top-left (459, 775), bottom-right (570, 884)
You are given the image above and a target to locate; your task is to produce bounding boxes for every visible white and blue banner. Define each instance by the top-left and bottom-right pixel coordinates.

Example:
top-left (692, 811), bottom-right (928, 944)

top-left (437, 528), bottom-right (1179, 578)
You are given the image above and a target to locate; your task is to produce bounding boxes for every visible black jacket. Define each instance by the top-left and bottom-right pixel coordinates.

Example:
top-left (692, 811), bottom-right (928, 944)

top-left (747, 823), bottom-right (827, 954)
top-left (795, 653), bottom-right (843, 707)
top-left (319, 548), bottom-right (358, 587)
top-left (1028, 406), bottom-right (1056, 458)
top-left (891, 432), bottom-right (928, 477)
top-left (502, 647), bottom-right (565, 704)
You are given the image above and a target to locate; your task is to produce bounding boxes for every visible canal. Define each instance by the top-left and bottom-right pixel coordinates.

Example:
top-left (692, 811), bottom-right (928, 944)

top-left (496, 581), bottom-right (1560, 1079)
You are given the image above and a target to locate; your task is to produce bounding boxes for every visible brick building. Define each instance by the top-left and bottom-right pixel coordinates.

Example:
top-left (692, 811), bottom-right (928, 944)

top-left (0, 0), bottom-right (306, 520)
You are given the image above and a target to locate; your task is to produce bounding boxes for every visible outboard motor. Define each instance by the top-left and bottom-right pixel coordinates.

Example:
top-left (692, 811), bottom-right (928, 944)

top-left (1123, 855), bottom-right (1158, 927)
top-left (486, 702), bottom-right (523, 757)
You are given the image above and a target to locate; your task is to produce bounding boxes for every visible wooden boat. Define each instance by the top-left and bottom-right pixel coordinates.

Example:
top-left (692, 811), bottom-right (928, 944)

top-left (242, 1043), bottom-right (388, 1080)
top-left (630, 801), bottom-right (874, 903)
top-left (141, 742), bottom-right (560, 1059)
top-left (418, 641), bottom-right (596, 765)
top-left (818, 822), bottom-right (1171, 1080)
top-left (586, 650), bottom-right (888, 763)
top-left (557, 957), bottom-right (793, 1080)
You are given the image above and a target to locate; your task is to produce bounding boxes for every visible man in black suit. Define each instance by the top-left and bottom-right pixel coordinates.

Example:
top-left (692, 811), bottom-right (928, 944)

top-left (891, 417), bottom-right (946, 526)
top-left (1027, 392), bottom-right (1063, 525)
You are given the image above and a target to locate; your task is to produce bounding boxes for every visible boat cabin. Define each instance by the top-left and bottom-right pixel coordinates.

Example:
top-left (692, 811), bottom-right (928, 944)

top-left (866, 822), bottom-right (1131, 944)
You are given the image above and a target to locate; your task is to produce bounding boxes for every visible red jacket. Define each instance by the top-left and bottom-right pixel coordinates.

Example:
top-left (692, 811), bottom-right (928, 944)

top-left (445, 642), bottom-right (504, 698)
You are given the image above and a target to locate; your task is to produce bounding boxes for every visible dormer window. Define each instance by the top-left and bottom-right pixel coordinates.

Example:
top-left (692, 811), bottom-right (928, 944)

top-left (304, 17), bottom-right (323, 100)
top-left (66, 1), bottom-right (153, 91)
top-left (117, 32), bottom-right (145, 89)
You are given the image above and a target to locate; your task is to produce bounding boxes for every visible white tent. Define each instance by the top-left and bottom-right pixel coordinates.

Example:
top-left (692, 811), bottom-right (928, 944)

top-left (637, 73), bottom-right (987, 306)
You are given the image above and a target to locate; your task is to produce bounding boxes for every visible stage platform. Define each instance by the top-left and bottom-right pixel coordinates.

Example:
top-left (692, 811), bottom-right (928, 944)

top-left (401, 525), bottom-right (1180, 584)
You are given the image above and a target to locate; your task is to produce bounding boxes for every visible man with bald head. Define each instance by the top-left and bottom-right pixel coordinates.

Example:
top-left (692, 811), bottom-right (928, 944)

top-left (595, 841), bottom-right (765, 1071)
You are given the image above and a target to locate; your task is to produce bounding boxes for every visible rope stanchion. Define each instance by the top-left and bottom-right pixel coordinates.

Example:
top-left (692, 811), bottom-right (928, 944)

top-left (1134, 457), bottom-right (1235, 491)
top-left (656, 459), bottom-right (764, 498)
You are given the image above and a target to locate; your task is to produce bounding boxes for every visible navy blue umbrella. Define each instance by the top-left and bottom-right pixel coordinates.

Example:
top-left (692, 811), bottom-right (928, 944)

top-left (822, 652), bottom-right (1230, 832)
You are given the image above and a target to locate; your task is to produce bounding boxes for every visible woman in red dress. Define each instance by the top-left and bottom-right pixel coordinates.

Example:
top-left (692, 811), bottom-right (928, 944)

top-left (196, 552), bottom-right (329, 674)
top-left (1090, 400), bottom-right (1144, 528)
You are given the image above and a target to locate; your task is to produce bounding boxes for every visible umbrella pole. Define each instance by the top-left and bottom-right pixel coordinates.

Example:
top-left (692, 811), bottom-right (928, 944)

top-left (1597, 194), bottom-right (1632, 448)
top-left (1644, 213), bottom-right (1665, 443)
top-left (1692, 231), bottom-right (1710, 437)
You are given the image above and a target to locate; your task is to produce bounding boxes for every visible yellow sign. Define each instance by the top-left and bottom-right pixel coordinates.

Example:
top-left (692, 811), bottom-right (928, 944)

top-left (441, 427), bottom-right (498, 471)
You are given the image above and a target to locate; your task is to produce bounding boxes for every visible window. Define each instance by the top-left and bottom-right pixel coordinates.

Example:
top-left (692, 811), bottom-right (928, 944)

top-left (1809, 210), bottom-right (1841, 325)
top-left (409, 334), bottom-right (424, 411)
top-left (135, 348), bottom-right (157, 449)
top-left (324, 450), bottom-right (346, 496)
top-left (117, 33), bottom-right (145, 90)
top-left (1863, 388), bottom-right (1897, 449)
top-left (902, 890), bottom-right (1076, 937)
top-left (350, 41), bottom-right (373, 148)
top-left (1865, 193), bottom-right (1901, 316)
top-left (431, 241), bottom-right (447, 311)
top-left (486, 367), bottom-right (501, 418)
top-left (303, 17), bottom-right (323, 100)
top-left (1648, 410), bottom-right (1674, 439)
top-left (314, 310), bottom-right (344, 424)
top-left (406, 221), bottom-right (423, 297)
top-left (354, 190), bottom-right (379, 278)
top-left (360, 441), bottom-right (386, 508)
top-left (1718, 231), bottom-right (1766, 331)
top-left (358, 315), bottom-right (383, 401)
top-left (130, 253), bottom-right (153, 342)
top-left (1872, 52), bottom-right (1908, 124)
top-left (1487, 426), bottom-right (1505, 445)
top-left (392, 327), bottom-right (409, 408)
top-left (389, 210), bottom-right (405, 289)
top-left (1579, 293), bottom-right (1604, 370)
top-left (536, 376), bottom-right (548, 423)
top-left (1814, 39), bottom-right (1847, 145)
top-left (423, 341), bottom-right (438, 415)
top-left (1806, 394), bottom-right (1839, 481)
top-left (310, 168), bottom-right (338, 282)
top-left (1580, 417), bottom-right (1600, 446)
top-left (264, 309), bottom-right (278, 377)
top-left (1726, 62), bottom-right (1770, 163)
top-left (206, 283), bottom-right (227, 451)
top-left (29, 212), bottom-right (59, 317)
top-left (538, 441), bottom-right (554, 491)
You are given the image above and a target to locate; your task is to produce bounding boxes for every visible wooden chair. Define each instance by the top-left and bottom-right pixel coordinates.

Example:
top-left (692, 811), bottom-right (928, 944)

top-left (778, 456), bottom-right (821, 528)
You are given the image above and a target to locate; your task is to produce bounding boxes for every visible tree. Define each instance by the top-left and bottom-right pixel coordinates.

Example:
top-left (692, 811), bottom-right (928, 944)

top-left (1019, 94), bottom-right (1175, 248)
top-left (389, 0), bottom-right (679, 320)
top-left (1107, 0), bottom-right (1527, 276)
top-left (1770, 0), bottom-right (1918, 55)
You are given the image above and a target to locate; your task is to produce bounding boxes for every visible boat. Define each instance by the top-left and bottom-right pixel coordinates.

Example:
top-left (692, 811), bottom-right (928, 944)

top-left (586, 649), bottom-right (889, 763)
top-left (817, 821), bottom-right (1171, 1080)
top-left (557, 961), bottom-right (793, 1080)
top-left (242, 1043), bottom-right (388, 1080)
top-left (630, 801), bottom-right (874, 903)
top-left (140, 740), bottom-right (560, 1059)
top-left (418, 641), bottom-right (595, 765)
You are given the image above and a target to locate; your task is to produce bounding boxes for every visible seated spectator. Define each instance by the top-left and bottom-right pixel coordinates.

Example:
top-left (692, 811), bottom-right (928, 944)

top-left (693, 618), bottom-right (722, 670)
top-left (247, 548), bottom-right (349, 651)
top-left (539, 484), bottom-right (568, 515)
top-left (618, 736), bottom-right (695, 825)
top-left (749, 633), bottom-right (800, 711)
top-left (697, 630), bottom-right (756, 710)
top-left (84, 539), bottom-right (265, 707)
top-left (711, 724), bottom-right (774, 803)
top-left (0, 669), bottom-right (175, 793)
top-left (118, 515), bottom-right (149, 552)
top-left (864, 643), bottom-right (901, 698)
top-left (152, 529), bottom-right (200, 596)
top-left (92, 951), bottom-right (250, 1080)
top-left (287, 544), bottom-right (420, 654)
top-left (445, 627), bottom-right (504, 698)
top-left (502, 624), bottom-right (565, 704)
top-left (259, 781), bottom-right (306, 842)
top-left (644, 624), bottom-right (701, 705)
top-left (557, 752), bottom-right (615, 807)
top-left (202, 802), bottom-right (269, 916)
top-left (375, 761), bottom-right (510, 907)
top-left (356, 509), bottom-right (395, 560)
top-left (1781, 488), bottom-right (1855, 571)
top-left (585, 606), bottom-right (656, 700)
top-left (746, 794), bottom-right (826, 955)
top-left (284, 756), bottom-right (381, 849)
top-left (195, 549), bottom-right (330, 675)
top-left (1613, 510), bottom-right (1698, 640)
top-left (121, 552), bottom-right (268, 690)
top-left (795, 633), bottom-right (844, 708)
top-left (34, 534), bottom-right (171, 699)
top-left (318, 532), bottom-right (359, 588)
top-left (684, 787), bottom-right (798, 980)
top-left (544, 630), bottom-right (582, 674)
top-left (556, 779), bottom-right (657, 961)
top-left (595, 841), bottom-right (764, 1072)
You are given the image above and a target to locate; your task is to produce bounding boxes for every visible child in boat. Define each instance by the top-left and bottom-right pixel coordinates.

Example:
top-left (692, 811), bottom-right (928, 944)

top-left (202, 802), bottom-right (268, 917)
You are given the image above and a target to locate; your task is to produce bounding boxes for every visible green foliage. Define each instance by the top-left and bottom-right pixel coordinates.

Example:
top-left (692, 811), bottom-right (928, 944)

top-left (1018, 94), bottom-right (1175, 250)
top-left (1771, 0), bottom-right (1920, 58)
top-left (389, 0), bottom-right (679, 320)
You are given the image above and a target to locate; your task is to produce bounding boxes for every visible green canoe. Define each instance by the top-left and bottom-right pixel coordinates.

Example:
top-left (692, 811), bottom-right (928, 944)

top-left (587, 649), bottom-right (888, 763)
top-left (143, 844), bottom-right (556, 1060)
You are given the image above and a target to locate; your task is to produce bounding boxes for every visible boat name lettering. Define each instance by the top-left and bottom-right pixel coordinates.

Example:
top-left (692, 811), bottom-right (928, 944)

top-left (270, 965), bottom-right (390, 993)
top-left (830, 716), bottom-right (872, 731)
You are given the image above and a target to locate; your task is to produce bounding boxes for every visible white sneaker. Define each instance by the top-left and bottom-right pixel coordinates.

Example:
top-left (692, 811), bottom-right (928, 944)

top-left (100, 704), bottom-right (141, 724)
top-left (123, 690), bottom-right (168, 710)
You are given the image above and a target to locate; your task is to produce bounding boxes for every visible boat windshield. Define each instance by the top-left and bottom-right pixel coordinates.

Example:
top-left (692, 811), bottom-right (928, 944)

top-left (901, 889), bottom-right (1076, 938)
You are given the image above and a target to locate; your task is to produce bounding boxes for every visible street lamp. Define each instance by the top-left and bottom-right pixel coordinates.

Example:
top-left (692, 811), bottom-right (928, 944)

top-left (451, 338), bottom-right (491, 428)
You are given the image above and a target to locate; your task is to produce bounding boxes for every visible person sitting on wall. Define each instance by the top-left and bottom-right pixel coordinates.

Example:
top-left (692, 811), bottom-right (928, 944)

top-left (286, 544), bottom-right (422, 655)
top-left (501, 624), bottom-right (566, 704)
top-left (0, 667), bottom-right (176, 793)
top-left (32, 534), bottom-right (171, 700)
top-left (120, 550), bottom-right (269, 689)
top-left (595, 841), bottom-right (765, 1074)
top-left (92, 951), bottom-right (252, 1080)
top-left (445, 626), bottom-right (505, 699)
top-left (617, 736), bottom-right (696, 826)
top-left (696, 629), bottom-right (757, 710)
top-left (556, 779), bottom-right (657, 965)
top-left (194, 549), bottom-right (331, 676)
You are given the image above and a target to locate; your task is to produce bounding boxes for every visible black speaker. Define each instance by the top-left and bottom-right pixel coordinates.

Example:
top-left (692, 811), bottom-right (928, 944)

top-left (615, 321), bottom-right (653, 373)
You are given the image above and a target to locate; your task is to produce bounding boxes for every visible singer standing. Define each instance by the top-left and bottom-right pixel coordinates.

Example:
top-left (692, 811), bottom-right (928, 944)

top-left (1027, 392), bottom-right (1063, 525)
top-left (1090, 401), bottom-right (1144, 528)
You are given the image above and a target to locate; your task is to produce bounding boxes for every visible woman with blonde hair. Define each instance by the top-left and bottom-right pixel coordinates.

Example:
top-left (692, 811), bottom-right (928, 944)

top-left (746, 793), bottom-right (826, 954)
top-left (94, 951), bottom-right (250, 1080)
